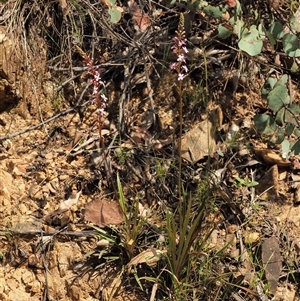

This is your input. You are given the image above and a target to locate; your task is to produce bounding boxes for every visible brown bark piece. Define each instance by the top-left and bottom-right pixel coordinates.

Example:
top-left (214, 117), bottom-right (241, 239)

top-left (261, 237), bottom-right (282, 295)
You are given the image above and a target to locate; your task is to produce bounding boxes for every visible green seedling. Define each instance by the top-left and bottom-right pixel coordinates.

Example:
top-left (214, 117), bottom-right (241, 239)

top-left (234, 175), bottom-right (258, 188)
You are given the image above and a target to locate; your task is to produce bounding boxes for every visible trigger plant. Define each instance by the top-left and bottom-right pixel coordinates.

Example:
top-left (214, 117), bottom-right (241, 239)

top-left (75, 45), bottom-right (107, 134)
top-left (170, 13), bottom-right (189, 204)
top-left (75, 45), bottom-right (117, 197)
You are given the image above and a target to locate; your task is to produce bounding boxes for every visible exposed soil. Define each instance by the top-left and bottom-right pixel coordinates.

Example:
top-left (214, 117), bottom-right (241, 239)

top-left (1, 1), bottom-right (300, 301)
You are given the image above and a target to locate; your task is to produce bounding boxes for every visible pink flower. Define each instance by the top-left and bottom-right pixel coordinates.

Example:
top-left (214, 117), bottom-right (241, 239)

top-left (182, 46), bottom-right (188, 53)
top-left (170, 63), bottom-right (177, 70)
top-left (178, 73), bottom-right (184, 81)
top-left (181, 65), bottom-right (188, 73)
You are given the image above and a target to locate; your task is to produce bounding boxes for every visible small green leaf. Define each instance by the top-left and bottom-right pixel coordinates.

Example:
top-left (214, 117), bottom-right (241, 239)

top-left (284, 109), bottom-right (299, 126)
top-left (288, 104), bottom-right (300, 116)
top-left (203, 5), bottom-right (224, 18)
top-left (248, 181), bottom-right (259, 187)
top-left (290, 60), bottom-right (299, 73)
top-left (275, 107), bottom-right (285, 126)
top-left (269, 21), bottom-right (283, 39)
top-left (254, 114), bottom-right (278, 136)
top-left (294, 128), bottom-right (300, 137)
top-left (281, 140), bottom-right (290, 158)
top-left (291, 140), bottom-right (300, 155)
top-left (218, 24), bottom-right (232, 39)
top-left (268, 85), bottom-right (290, 113)
top-left (285, 123), bottom-right (295, 136)
top-left (262, 77), bottom-right (278, 97)
top-left (238, 25), bottom-right (263, 56)
top-left (277, 74), bottom-right (288, 86)
top-left (109, 5), bottom-right (122, 23)
top-left (283, 33), bottom-right (300, 57)
top-left (271, 128), bottom-right (285, 144)
top-left (290, 16), bottom-right (300, 33)
top-left (254, 114), bottom-right (271, 132)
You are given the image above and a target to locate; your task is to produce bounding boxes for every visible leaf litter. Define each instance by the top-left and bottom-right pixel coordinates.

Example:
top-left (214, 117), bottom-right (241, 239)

top-left (1, 1), bottom-right (300, 301)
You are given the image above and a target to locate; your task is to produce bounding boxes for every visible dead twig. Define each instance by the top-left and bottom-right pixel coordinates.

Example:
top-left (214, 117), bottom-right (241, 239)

top-left (0, 101), bottom-right (90, 141)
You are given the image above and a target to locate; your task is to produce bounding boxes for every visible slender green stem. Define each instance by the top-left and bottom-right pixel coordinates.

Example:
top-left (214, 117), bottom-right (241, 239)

top-left (178, 81), bottom-right (183, 209)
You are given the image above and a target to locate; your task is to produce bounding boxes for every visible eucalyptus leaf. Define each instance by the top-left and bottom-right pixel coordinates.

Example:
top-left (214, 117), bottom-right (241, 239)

top-left (281, 140), bottom-right (290, 158)
top-left (269, 21), bottom-right (283, 39)
top-left (203, 5), bottom-right (224, 18)
top-left (271, 128), bottom-right (285, 144)
top-left (267, 85), bottom-right (290, 113)
top-left (238, 25), bottom-right (263, 56)
top-left (109, 5), bottom-right (122, 23)
top-left (291, 140), bottom-right (300, 155)
top-left (218, 24), bottom-right (232, 39)
top-left (288, 104), bottom-right (300, 116)
top-left (294, 129), bottom-right (300, 137)
top-left (275, 107), bottom-right (285, 126)
top-left (282, 33), bottom-right (300, 57)
top-left (285, 123), bottom-right (295, 136)
top-left (262, 77), bottom-right (278, 97)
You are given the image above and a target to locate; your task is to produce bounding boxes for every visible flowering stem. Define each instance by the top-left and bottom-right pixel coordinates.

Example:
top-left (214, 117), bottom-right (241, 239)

top-left (75, 45), bottom-right (117, 198)
top-left (170, 14), bottom-right (188, 208)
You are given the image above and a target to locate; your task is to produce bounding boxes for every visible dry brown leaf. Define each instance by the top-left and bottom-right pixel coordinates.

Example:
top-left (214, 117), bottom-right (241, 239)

top-left (85, 198), bottom-right (124, 227)
top-left (180, 119), bottom-right (216, 163)
top-left (58, 0), bottom-right (70, 16)
top-left (254, 149), bottom-right (290, 167)
top-left (128, 0), bottom-right (151, 31)
top-left (130, 126), bottom-right (152, 145)
top-left (256, 165), bottom-right (278, 199)
top-left (225, 0), bottom-right (237, 7)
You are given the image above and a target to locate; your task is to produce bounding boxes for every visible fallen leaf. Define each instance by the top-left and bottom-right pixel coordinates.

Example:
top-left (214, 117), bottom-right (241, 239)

top-left (254, 149), bottom-right (290, 167)
top-left (58, 0), bottom-right (70, 16)
top-left (180, 119), bottom-right (216, 163)
top-left (261, 237), bottom-right (282, 295)
top-left (127, 248), bottom-right (167, 268)
top-left (128, 0), bottom-right (151, 31)
top-left (256, 165), bottom-right (278, 199)
top-left (85, 198), bottom-right (124, 227)
top-left (225, 0), bottom-right (237, 7)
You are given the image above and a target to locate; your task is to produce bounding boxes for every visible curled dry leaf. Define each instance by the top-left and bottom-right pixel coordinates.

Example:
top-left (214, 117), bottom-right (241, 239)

top-left (254, 149), bottom-right (290, 167)
top-left (85, 198), bottom-right (124, 227)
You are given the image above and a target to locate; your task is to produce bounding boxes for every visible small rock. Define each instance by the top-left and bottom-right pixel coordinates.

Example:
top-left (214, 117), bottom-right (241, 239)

top-left (22, 270), bottom-right (35, 285)
top-left (31, 280), bottom-right (41, 293)
top-left (69, 285), bottom-right (81, 301)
